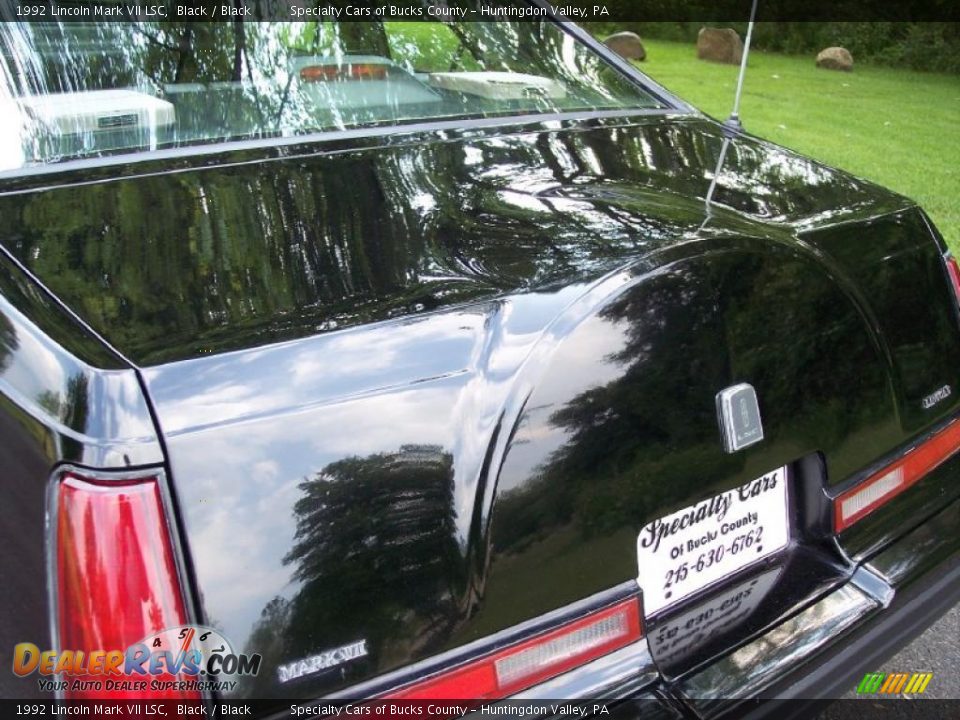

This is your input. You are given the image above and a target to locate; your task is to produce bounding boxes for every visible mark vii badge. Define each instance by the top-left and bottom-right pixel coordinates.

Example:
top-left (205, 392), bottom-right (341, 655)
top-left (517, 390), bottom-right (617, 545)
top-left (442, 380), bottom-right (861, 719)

top-left (277, 639), bottom-right (368, 683)
top-left (716, 383), bottom-right (764, 453)
top-left (921, 384), bottom-right (951, 410)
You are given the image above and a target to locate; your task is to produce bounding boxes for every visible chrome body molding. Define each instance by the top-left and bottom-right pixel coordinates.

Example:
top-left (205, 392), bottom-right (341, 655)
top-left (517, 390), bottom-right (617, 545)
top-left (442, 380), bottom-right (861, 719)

top-left (848, 565), bottom-right (895, 608)
top-left (325, 582), bottom-right (641, 701)
top-left (510, 641), bottom-right (658, 700)
top-left (864, 500), bottom-right (960, 587)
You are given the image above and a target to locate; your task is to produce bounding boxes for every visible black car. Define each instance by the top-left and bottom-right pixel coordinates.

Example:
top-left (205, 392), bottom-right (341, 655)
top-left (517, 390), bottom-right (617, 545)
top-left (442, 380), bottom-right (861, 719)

top-left (1, 9), bottom-right (958, 717)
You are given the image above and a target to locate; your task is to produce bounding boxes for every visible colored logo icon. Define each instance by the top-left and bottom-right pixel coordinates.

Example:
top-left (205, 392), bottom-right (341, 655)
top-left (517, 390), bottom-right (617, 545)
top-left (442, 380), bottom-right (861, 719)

top-left (856, 672), bottom-right (933, 695)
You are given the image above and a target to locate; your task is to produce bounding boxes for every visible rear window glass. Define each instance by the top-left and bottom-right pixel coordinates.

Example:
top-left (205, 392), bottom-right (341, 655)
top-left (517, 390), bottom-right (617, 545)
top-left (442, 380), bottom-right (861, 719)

top-left (0, 13), bottom-right (662, 170)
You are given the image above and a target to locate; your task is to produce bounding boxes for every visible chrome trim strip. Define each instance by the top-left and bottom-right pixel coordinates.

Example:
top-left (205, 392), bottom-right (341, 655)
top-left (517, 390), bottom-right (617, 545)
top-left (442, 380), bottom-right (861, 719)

top-left (865, 498), bottom-right (960, 587)
top-left (849, 565), bottom-right (895, 608)
top-left (828, 412), bottom-right (960, 498)
top-left (327, 581), bottom-right (640, 700)
top-left (510, 640), bottom-right (657, 700)
top-left (0, 109), bottom-right (682, 189)
top-left (540, 12), bottom-right (691, 113)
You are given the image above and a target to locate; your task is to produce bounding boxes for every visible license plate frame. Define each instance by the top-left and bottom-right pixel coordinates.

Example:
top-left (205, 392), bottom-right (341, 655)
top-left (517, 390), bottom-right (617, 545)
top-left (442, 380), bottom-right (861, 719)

top-left (636, 466), bottom-right (791, 616)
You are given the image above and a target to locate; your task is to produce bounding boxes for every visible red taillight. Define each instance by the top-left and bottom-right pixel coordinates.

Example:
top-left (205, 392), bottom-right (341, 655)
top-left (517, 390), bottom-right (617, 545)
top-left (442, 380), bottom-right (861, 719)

top-left (299, 64), bottom-right (388, 82)
top-left (387, 598), bottom-right (642, 699)
top-left (55, 472), bottom-right (196, 700)
top-left (834, 420), bottom-right (960, 531)
top-left (945, 254), bottom-right (960, 307)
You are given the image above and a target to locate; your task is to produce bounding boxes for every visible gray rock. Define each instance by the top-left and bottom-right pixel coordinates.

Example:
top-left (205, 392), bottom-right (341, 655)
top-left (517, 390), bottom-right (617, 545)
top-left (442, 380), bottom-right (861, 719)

top-left (697, 27), bottom-right (744, 65)
top-left (604, 31), bottom-right (646, 61)
top-left (816, 46), bottom-right (854, 71)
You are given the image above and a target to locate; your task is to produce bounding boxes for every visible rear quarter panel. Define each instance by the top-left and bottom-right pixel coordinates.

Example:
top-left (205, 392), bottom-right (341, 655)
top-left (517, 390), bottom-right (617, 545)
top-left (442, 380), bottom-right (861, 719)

top-left (0, 250), bottom-right (163, 698)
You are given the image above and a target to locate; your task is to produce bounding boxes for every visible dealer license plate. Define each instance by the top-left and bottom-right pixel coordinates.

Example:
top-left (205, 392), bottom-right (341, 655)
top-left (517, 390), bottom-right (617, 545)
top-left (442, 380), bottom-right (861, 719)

top-left (636, 466), bottom-right (790, 616)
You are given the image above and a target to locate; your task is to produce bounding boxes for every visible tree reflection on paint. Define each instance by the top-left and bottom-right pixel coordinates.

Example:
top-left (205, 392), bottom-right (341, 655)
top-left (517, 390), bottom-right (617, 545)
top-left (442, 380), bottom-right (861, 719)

top-left (242, 444), bottom-right (462, 697)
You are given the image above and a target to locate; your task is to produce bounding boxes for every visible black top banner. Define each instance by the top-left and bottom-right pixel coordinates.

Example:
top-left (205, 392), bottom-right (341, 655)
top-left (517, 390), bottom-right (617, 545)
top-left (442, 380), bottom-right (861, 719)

top-left (1, 0), bottom-right (958, 23)
top-left (1, 699), bottom-right (960, 717)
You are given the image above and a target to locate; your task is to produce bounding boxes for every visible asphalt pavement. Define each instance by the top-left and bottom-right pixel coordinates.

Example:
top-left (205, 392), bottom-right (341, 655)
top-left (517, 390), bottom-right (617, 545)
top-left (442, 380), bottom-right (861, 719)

top-left (871, 603), bottom-right (959, 699)
top-left (815, 603), bottom-right (958, 718)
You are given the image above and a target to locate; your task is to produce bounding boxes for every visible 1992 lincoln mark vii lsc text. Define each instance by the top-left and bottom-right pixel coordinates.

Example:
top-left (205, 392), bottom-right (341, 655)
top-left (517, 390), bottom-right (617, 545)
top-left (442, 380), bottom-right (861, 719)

top-left (0, 7), bottom-right (958, 717)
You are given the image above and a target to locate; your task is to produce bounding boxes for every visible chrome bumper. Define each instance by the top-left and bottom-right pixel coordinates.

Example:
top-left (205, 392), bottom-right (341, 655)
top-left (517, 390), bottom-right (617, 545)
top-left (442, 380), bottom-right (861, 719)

top-left (516, 499), bottom-right (960, 717)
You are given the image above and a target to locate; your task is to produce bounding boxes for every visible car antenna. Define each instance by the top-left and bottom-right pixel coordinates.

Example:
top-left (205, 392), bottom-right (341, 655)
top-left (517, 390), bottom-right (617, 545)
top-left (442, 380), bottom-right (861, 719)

top-left (704, 0), bottom-right (758, 217)
top-left (723, 0), bottom-right (759, 134)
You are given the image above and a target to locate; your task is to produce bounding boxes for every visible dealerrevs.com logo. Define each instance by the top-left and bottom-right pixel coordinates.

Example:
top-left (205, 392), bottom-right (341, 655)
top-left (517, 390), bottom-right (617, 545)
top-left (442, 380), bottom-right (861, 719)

top-left (857, 671), bottom-right (934, 695)
top-left (13, 625), bottom-right (261, 695)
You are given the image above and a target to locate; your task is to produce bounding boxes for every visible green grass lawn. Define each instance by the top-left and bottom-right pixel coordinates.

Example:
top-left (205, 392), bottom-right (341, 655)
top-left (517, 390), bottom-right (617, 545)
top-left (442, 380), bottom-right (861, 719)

top-left (630, 39), bottom-right (960, 253)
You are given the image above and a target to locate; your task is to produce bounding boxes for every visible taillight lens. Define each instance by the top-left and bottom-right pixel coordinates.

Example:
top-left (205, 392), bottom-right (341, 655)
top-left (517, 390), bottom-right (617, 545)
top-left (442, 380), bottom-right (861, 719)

top-left (945, 254), bottom-right (960, 307)
top-left (55, 471), bottom-right (196, 699)
top-left (834, 420), bottom-right (960, 531)
top-left (387, 598), bottom-right (642, 699)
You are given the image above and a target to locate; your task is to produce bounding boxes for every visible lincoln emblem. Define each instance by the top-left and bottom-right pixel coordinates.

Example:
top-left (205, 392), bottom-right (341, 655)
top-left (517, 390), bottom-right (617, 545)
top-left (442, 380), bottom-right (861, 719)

top-left (716, 383), bottom-right (764, 453)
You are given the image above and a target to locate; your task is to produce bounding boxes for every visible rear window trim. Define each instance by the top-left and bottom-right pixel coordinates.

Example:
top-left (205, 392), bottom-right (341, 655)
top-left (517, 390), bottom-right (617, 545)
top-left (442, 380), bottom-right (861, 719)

top-left (0, 106), bottom-right (693, 192)
top-left (551, 15), bottom-right (688, 112)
